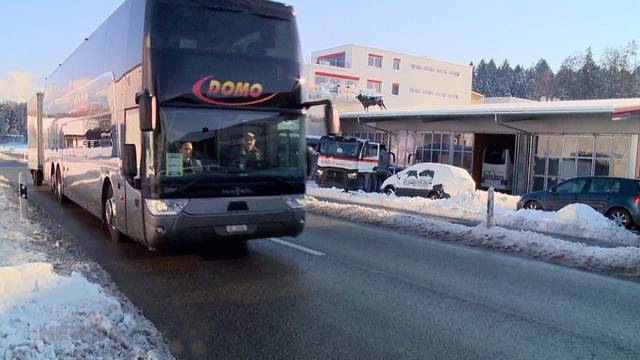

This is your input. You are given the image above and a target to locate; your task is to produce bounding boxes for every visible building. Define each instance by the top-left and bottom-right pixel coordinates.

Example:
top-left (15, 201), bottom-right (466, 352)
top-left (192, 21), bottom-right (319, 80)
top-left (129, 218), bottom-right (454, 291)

top-left (305, 44), bottom-right (473, 112)
top-left (339, 99), bottom-right (640, 194)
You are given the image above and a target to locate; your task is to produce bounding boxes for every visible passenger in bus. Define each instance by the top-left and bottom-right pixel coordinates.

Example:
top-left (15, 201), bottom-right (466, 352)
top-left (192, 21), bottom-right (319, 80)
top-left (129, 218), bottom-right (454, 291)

top-left (234, 131), bottom-right (263, 170)
top-left (179, 141), bottom-right (203, 174)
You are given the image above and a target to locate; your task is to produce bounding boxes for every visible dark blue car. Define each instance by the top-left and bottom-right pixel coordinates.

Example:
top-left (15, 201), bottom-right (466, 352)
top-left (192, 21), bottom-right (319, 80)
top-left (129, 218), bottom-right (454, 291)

top-left (516, 177), bottom-right (640, 229)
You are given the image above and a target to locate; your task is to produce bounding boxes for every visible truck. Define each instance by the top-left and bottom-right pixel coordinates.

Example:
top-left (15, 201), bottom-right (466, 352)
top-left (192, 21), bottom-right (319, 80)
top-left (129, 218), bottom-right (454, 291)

top-left (27, 0), bottom-right (338, 250)
top-left (314, 135), bottom-right (395, 192)
top-left (481, 147), bottom-right (513, 192)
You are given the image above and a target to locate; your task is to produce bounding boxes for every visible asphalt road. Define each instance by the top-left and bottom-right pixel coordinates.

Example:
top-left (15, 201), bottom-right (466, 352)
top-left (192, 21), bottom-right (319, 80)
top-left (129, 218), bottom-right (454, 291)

top-left (2, 159), bottom-right (640, 359)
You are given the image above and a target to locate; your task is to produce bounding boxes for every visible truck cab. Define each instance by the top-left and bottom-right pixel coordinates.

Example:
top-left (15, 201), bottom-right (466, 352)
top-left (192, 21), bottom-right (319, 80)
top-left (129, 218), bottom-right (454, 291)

top-left (314, 135), bottom-right (393, 192)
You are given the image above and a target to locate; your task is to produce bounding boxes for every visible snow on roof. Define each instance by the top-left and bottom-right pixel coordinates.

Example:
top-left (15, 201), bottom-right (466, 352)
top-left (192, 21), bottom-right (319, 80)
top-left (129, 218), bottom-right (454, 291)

top-left (341, 98), bottom-right (640, 120)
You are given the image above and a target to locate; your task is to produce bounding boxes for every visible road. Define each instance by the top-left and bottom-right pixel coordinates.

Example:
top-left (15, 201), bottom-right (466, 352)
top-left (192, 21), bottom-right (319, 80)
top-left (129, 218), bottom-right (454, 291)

top-left (2, 158), bottom-right (640, 359)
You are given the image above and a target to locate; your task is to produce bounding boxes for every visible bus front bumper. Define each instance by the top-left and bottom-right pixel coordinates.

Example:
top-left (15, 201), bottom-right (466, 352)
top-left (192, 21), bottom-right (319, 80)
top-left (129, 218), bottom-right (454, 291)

top-left (144, 209), bottom-right (305, 248)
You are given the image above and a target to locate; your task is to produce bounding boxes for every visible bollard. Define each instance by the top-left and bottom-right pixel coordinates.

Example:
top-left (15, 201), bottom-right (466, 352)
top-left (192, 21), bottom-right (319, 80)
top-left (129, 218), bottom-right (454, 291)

top-left (18, 172), bottom-right (28, 219)
top-left (486, 187), bottom-right (495, 228)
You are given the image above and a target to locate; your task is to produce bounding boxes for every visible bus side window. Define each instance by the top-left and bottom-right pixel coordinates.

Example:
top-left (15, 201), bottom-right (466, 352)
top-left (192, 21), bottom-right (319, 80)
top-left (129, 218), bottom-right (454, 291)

top-left (124, 109), bottom-right (142, 177)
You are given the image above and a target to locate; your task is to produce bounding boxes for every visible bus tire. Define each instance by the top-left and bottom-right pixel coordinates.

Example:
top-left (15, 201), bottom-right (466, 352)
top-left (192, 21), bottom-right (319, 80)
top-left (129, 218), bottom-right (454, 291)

top-left (34, 170), bottom-right (43, 186)
top-left (55, 167), bottom-right (67, 204)
top-left (103, 184), bottom-right (124, 243)
top-left (50, 165), bottom-right (56, 191)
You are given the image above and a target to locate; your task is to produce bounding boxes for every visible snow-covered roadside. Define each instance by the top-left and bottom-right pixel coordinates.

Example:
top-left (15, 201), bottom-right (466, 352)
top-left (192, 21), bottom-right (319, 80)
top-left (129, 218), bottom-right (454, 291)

top-left (0, 177), bottom-right (173, 358)
top-left (305, 198), bottom-right (640, 276)
top-left (307, 184), bottom-right (640, 246)
top-left (0, 143), bottom-right (27, 155)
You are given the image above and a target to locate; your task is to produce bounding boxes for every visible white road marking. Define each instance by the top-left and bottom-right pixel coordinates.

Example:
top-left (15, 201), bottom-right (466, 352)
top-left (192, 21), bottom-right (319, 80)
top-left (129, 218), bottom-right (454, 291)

top-left (268, 238), bottom-right (325, 256)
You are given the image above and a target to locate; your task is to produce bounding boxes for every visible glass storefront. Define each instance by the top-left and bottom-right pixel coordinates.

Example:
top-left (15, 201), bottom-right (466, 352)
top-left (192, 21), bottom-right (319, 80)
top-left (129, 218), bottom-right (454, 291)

top-left (413, 131), bottom-right (474, 173)
top-left (530, 134), bottom-right (634, 191)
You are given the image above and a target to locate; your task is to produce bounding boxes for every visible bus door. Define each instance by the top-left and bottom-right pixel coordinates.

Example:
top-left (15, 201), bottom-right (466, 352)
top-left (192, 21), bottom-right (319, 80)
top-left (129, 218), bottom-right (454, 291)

top-left (123, 108), bottom-right (145, 241)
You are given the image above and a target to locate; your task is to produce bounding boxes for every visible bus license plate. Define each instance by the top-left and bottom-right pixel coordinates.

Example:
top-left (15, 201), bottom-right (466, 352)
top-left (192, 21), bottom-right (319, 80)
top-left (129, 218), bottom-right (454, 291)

top-left (226, 225), bottom-right (248, 233)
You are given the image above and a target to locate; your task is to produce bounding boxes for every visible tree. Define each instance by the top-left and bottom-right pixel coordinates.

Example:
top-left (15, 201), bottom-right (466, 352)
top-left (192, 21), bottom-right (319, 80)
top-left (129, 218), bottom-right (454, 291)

top-left (496, 59), bottom-right (512, 96)
top-left (578, 47), bottom-right (600, 99)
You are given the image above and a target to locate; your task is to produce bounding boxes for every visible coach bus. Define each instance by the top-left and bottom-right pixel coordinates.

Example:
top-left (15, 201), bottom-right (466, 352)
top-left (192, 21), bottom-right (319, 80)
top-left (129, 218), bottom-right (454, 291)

top-left (35, 0), bottom-right (338, 249)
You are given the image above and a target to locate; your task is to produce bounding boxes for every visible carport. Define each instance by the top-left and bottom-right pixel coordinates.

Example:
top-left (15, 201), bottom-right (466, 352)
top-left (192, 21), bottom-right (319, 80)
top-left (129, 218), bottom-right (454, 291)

top-left (338, 98), bottom-right (640, 194)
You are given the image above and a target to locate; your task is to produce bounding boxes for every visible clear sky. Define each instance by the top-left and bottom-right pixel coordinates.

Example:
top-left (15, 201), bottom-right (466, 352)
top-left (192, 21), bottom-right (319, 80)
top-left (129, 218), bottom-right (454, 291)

top-left (1, 0), bottom-right (638, 101)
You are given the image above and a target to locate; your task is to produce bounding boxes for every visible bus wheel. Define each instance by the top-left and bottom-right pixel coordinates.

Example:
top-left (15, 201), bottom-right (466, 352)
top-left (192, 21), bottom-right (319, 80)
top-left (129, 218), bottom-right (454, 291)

top-left (34, 170), bottom-right (43, 186)
top-left (55, 169), bottom-right (67, 204)
top-left (103, 186), bottom-right (123, 243)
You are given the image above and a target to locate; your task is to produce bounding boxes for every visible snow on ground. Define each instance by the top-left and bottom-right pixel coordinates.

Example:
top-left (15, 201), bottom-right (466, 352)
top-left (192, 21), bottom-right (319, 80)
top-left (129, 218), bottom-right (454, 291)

top-left (0, 175), bottom-right (173, 358)
top-left (0, 142), bottom-right (27, 155)
top-left (307, 184), bottom-right (640, 246)
top-left (305, 198), bottom-right (640, 276)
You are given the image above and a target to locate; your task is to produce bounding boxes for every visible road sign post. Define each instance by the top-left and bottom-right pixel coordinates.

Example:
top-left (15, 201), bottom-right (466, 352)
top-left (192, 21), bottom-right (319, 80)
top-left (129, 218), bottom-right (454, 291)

top-left (18, 172), bottom-right (28, 219)
top-left (486, 187), bottom-right (495, 228)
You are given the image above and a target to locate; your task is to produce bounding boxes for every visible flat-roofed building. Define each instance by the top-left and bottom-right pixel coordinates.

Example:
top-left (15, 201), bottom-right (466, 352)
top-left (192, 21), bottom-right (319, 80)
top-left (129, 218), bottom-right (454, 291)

top-left (305, 44), bottom-right (473, 112)
top-left (339, 98), bottom-right (640, 194)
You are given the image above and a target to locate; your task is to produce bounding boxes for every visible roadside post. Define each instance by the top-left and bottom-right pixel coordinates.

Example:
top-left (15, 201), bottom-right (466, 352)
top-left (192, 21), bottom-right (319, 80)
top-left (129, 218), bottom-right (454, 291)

top-left (18, 172), bottom-right (28, 219)
top-left (486, 187), bottom-right (495, 228)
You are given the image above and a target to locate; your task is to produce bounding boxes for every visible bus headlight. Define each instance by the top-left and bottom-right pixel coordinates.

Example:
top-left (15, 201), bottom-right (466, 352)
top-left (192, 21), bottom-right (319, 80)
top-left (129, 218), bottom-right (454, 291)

top-left (145, 199), bottom-right (189, 216)
top-left (347, 171), bottom-right (358, 179)
top-left (316, 169), bottom-right (323, 176)
top-left (282, 195), bottom-right (306, 209)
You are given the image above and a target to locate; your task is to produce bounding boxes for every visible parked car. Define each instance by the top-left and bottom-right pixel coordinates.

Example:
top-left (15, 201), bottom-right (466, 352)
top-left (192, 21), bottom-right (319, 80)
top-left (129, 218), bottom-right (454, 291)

top-left (380, 162), bottom-right (476, 199)
top-left (517, 176), bottom-right (640, 229)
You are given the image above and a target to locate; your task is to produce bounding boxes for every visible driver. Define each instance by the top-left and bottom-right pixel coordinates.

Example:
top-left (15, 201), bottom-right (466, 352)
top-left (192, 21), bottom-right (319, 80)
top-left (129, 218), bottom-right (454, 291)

top-left (235, 131), bottom-right (263, 170)
top-left (179, 141), bottom-right (203, 174)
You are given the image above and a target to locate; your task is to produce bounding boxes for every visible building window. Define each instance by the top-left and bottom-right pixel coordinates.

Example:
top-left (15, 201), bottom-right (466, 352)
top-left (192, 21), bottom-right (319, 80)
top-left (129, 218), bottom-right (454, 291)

top-left (313, 71), bottom-right (359, 97)
top-left (391, 83), bottom-right (400, 95)
top-left (393, 58), bottom-right (400, 71)
top-left (530, 134), bottom-right (633, 191)
top-left (368, 54), bottom-right (383, 68)
top-left (367, 80), bottom-right (382, 95)
top-left (316, 52), bottom-right (347, 68)
top-left (413, 132), bottom-right (473, 173)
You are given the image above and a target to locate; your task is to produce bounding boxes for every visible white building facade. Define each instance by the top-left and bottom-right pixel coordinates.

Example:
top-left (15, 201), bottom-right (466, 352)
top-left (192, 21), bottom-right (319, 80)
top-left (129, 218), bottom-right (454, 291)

top-left (305, 44), bottom-right (473, 112)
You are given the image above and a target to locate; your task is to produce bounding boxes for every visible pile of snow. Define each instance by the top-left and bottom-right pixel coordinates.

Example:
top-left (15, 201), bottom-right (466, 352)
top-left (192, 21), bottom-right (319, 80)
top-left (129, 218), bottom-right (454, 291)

top-left (306, 184), bottom-right (639, 246)
top-left (0, 142), bottom-right (27, 155)
top-left (0, 175), bottom-right (172, 358)
top-left (305, 198), bottom-right (640, 275)
top-left (0, 263), bottom-right (164, 359)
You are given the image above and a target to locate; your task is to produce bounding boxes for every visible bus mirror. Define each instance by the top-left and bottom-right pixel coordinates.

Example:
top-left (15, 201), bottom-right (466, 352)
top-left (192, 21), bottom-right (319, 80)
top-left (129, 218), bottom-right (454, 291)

top-left (136, 90), bottom-right (152, 131)
top-left (302, 100), bottom-right (340, 136)
top-left (122, 144), bottom-right (137, 178)
top-left (324, 103), bottom-right (340, 135)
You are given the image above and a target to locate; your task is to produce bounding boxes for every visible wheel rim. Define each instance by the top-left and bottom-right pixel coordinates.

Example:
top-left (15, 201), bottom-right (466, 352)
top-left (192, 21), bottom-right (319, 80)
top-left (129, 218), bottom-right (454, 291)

top-left (610, 211), bottom-right (629, 227)
top-left (56, 174), bottom-right (62, 197)
top-left (525, 202), bottom-right (540, 210)
top-left (104, 197), bottom-right (116, 231)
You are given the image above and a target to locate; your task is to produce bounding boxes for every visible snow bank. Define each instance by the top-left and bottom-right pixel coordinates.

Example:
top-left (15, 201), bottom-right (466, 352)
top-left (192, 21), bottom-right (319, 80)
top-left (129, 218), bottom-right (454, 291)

top-left (0, 143), bottom-right (26, 155)
top-left (305, 198), bottom-right (640, 275)
top-left (0, 263), bottom-right (164, 359)
top-left (306, 184), bottom-right (640, 246)
top-left (0, 173), bottom-right (172, 359)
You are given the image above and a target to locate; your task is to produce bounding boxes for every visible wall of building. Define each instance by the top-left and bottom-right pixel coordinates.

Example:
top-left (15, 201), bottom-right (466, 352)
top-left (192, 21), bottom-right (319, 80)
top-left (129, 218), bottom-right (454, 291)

top-left (306, 44), bottom-right (473, 113)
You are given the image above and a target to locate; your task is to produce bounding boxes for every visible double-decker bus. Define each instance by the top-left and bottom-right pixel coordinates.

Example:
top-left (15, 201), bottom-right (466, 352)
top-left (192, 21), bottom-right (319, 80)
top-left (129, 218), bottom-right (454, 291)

top-left (34, 0), bottom-right (338, 249)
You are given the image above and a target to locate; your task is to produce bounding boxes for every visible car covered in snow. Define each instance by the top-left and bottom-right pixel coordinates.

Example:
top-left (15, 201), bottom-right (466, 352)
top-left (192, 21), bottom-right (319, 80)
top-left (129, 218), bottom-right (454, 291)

top-left (517, 176), bottom-right (640, 229)
top-left (380, 162), bottom-right (476, 199)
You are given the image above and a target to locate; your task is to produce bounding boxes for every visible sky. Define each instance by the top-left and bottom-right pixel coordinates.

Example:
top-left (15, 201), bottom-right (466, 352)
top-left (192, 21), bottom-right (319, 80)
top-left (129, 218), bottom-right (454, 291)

top-left (0, 0), bottom-right (638, 101)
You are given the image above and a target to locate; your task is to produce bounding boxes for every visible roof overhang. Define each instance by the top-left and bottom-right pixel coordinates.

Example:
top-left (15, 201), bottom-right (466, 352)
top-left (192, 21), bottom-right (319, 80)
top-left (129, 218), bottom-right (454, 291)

top-left (341, 105), bottom-right (616, 123)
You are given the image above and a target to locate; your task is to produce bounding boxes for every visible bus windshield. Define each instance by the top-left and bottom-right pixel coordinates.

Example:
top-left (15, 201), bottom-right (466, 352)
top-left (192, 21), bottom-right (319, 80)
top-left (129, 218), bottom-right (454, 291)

top-left (147, 108), bottom-right (305, 198)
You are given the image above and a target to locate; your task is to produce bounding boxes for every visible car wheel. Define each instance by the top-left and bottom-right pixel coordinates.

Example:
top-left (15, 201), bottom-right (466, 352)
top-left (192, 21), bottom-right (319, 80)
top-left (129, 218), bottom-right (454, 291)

top-left (607, 208), bottom-right (632, 229)
top-left (427, 192), bottom-right (440, 200)
top-left (384, 186), bottom-right (395, 195)
top-left (524, 200), bottom-right (543, 211)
